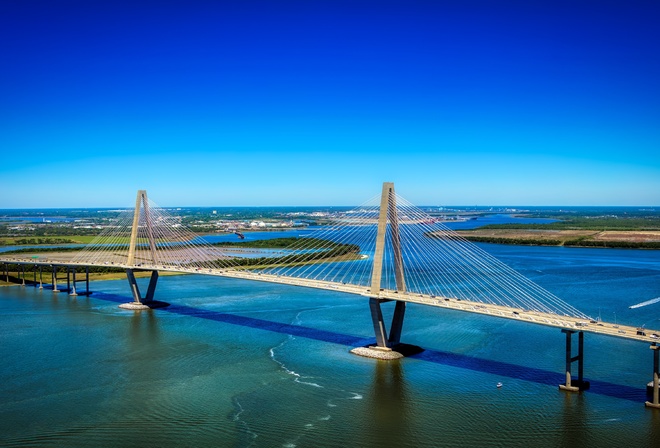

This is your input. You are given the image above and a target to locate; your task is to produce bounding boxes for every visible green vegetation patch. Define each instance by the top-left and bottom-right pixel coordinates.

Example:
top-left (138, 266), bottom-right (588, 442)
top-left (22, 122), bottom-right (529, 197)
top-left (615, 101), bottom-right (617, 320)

top-left (480, 216), bottom-right (660, 231)
top-left (1, 246), bottom-right (84, 255)
top-left (212, 237), bottom-right (361, 268)
top-left (459, 235), bottom-right (660, 249)
top-left (214, 237), bottom-right (342, 249)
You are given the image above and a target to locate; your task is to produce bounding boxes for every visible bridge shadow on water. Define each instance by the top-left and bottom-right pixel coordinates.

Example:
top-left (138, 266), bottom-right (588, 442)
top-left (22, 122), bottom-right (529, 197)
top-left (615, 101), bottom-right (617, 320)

top-left (91, 292), bottom-right (647, 403)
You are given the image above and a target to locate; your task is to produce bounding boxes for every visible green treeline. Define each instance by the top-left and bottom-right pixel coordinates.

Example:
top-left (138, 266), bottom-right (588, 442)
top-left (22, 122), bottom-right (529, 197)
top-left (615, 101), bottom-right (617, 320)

top-left (480, 217), bottom-right (660, 231)
top-left (461, 236), bottom-right (564, 246)
top-left (9, 238), bottom-right (79, 245)
top-left (0, 227), bottom-right (102, 237)
top-left (1, 246), bottom-right (83, 255)
top-left (3, 237), bottom-right (345, 255)
top-left (0, 264), bottom-right (125, 274)
top-left (211, 240), bottom-right (360, 268)
top-left (462, 235), bottom-right (660, 249)
top-left (214, 237), bottom-right (341, 250)
top-left (564, 239), bottom-right (660, 249)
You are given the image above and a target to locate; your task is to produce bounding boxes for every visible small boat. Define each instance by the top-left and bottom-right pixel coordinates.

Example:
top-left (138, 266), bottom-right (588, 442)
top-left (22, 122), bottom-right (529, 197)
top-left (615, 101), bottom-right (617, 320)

top-left (235, 232), bottom-right (245, 239)
top-left (496, 382), bottom-right (503, 388)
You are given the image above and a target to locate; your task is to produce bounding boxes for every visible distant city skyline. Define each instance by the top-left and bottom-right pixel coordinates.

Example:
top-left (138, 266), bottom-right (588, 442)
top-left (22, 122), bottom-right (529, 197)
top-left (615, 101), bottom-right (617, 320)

top-left (1, 1), bottom-right (659, 208)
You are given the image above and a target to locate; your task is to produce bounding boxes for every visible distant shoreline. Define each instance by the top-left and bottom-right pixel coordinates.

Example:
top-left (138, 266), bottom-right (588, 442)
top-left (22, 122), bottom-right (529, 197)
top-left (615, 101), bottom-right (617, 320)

top-left (453, 229), bottom-right (660, 249)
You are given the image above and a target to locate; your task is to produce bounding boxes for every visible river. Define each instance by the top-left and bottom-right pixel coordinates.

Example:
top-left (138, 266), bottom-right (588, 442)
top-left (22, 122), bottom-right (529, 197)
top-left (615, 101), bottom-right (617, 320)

top-left (1, 220), bottom-right (660, 447)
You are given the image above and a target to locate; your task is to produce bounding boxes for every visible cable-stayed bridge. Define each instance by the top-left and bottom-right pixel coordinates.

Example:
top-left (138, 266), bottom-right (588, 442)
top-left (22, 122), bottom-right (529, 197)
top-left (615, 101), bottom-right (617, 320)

top-left (2, 183), bottom-right (660, 407)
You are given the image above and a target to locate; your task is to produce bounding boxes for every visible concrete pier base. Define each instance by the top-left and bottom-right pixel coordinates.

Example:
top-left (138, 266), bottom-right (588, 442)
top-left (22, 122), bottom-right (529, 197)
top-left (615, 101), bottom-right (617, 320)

top-left (119, 301), bottom-right (170, 310)
top-left (559, 379), bottom-right (590, 392)
top-left (350, 343), bottom-right (423, 360)
top-left (120, 269), bottom-right (168, 310)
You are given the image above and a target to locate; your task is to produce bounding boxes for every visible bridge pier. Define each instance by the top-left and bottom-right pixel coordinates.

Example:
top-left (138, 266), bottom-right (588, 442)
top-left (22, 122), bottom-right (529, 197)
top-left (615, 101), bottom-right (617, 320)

top-left (65, 267), bottom-right (71, 293)
top-left (559, 329), bottom-right (589, 392)
top-left (119, 269), bottom-right (168, 310)
top-left (67, 267), bottom-right (91, 296)
top-left (39, 265), bottom-right (43, 289)
top-left (69, 268), bottom-right (77, 296)
top-left (84, 266), bottom-right (90, 295)
top-left (645, 344), bottom-right (660, 409)
top-left (51, 266), bottom-right (60, 292)
top-left (369, 298), bottom-right (406, 348)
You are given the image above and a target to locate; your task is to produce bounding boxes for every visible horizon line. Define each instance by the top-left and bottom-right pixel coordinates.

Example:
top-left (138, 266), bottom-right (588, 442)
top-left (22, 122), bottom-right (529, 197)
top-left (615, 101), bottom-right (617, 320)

top-left (1, 204), bottom-right (659, 211)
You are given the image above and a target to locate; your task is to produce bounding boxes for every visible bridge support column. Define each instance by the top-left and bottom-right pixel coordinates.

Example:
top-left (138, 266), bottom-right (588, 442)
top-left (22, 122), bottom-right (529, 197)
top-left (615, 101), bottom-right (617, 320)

top-left (69, 268), bottom-right (77, 296)
top-left (119, 269), bottom-right (168, 310)
top-left (645, 344), bottom-right (660, 409)
top-left (39, 265), bottom-right (43, 289)
top-left (559, 329), bottom-right (589, 392)
top-left (83, 266), bottom-right (90, 296)
top-left (52, 266), bottom-right (60, 293)
top-left (33, 266), bottom-right (37, 288)
top-left (369, 298), bottom-right (407, 348)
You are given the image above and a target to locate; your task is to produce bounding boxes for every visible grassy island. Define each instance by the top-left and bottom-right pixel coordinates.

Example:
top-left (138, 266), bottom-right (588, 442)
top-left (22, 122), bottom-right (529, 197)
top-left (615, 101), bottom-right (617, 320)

top-left (212, 237), bottom-right (362, 268)
top-left (449, 213), bottom-right (660, 249)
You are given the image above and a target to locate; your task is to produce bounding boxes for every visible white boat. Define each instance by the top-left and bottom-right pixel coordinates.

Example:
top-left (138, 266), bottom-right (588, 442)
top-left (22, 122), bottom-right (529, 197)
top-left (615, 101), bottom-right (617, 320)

top-left (497, 382), bottom-right (503, 388)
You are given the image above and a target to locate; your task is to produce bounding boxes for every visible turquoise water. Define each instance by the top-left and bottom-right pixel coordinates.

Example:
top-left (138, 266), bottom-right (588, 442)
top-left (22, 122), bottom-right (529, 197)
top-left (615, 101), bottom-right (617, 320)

top-left (1, 243), bottom-right (660, 447)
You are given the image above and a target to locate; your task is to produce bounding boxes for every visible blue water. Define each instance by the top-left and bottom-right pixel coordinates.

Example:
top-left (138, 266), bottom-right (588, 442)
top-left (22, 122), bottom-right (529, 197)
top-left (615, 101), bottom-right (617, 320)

top-left (202, 227), bottom-right (317, 244)
top-left (1, 237), bottom-right (660, 446)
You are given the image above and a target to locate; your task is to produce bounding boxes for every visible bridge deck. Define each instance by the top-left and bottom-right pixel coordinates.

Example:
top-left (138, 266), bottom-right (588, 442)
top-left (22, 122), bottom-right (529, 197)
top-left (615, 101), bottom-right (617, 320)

top-left (2, 256), bottom-right (656, 344)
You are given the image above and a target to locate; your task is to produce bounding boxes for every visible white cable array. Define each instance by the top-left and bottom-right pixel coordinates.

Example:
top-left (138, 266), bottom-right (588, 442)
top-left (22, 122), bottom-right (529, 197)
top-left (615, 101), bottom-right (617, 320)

top-left (234, 191), bottom-right (589, 319)
top-left (72, 198), bottom-right (234, 270)
top-left (70, 190), bottom-right (589, 319)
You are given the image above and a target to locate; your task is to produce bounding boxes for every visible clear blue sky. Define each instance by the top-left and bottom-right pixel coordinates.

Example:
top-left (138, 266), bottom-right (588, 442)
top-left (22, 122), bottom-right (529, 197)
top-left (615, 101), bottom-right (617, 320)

top-left (1, 0), bottom-right (659, 207)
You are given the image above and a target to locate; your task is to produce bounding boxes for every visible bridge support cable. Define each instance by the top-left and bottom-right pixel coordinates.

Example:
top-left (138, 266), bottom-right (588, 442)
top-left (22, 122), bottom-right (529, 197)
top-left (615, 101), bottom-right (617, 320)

top-left (559, 329), bottom-right (589, 392)
top-left (67, 186), bottom-right (590, 321)
top-left (272, 184), bottom-right (586, 320)
top-left (127, 190), bottom-right (159, 266)
top-left (193, 182), bottom-right (592, 322)
top-left (71, 190), bottom-right (232, 271)
top-left (405, 200), bottom-right (588, 318)
top-left (70, 190), bottom-right (241, 308)
top-left (389, 195), bottom-right (589, 318)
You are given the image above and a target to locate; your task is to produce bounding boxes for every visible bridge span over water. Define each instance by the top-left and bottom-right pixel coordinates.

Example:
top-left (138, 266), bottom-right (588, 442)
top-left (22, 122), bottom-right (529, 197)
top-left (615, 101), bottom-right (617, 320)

top-left (2, 183), bottom-right (660, 407)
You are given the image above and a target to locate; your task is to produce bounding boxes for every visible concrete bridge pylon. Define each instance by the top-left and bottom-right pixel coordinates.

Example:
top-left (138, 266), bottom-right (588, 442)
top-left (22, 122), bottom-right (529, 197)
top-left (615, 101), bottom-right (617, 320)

top-left (351, 182), bottom-right (422, 360)
top-left (120, 190), bottom-right (168, 310)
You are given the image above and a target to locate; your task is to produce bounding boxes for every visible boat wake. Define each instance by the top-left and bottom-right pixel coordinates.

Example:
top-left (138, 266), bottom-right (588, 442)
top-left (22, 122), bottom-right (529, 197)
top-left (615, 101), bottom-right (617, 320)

top-left (629, 297), bottom-right (660, 309)
top-left (268, 312), bottom-right (324, 388)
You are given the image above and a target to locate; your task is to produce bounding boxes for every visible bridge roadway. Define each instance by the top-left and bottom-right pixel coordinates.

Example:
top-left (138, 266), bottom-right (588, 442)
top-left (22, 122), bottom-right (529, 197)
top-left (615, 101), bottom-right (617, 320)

top-left (2, 256), bottom-right (657, 345)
